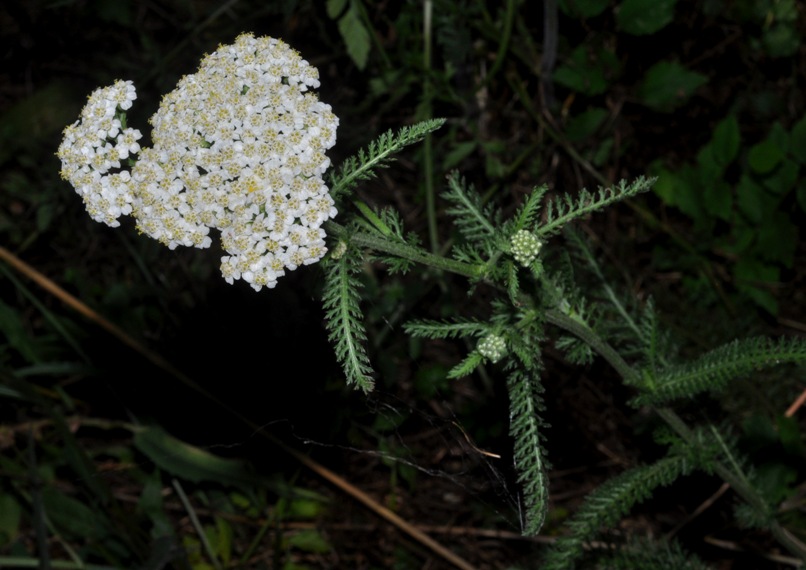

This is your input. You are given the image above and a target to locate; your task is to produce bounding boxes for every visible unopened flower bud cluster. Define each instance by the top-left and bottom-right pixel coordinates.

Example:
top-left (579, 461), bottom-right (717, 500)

top-left (478, 333), bottom-right (507, 363)
top-left (57, 33), bottom-right (339, 291)
top-left (510, 230), bottom-right (542, 267)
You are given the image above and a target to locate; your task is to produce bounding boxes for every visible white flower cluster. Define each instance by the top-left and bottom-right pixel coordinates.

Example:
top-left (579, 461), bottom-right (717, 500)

top-left (478, 333), bottom-right (507, 363)
top-left (57, 33), bottom-right (339, 291)
top-left (510, 230), bottom-right (543, 267)
top-left (57, 80), bottom-right (143, 227)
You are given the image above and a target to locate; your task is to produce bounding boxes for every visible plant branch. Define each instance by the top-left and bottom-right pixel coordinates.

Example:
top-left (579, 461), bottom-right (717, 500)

top-left (545, 307), bottom-right (806, 562)
top-left (657, 407), bottom-right (806, 562)
top-left (544, 309), bottom-right (639, 385)
top-left (326, 222), bottom-right (484, 279)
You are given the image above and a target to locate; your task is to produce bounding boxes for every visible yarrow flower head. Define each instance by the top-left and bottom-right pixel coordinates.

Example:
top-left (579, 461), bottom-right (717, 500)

top-left (57, 33), bottom-right (339, 291)
top-left (510, 230), bottom-right (543, 267)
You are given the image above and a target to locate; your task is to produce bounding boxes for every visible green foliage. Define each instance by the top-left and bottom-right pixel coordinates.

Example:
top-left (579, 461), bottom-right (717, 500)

top-left (327, 0), bottom-right (371, 70)
top-left (638, 61), bottom-right (708, 112)
top-left (651, 109), bottom-right (806, 314)
top-left (537, 177), bottom-right (655, 238)
top-left (564, 229), bottom-right (673, 370)
top-left (134, 426), bottom-right (257, 486)
top-left (635, 336), bottom-right (806, 406)
top-left (558, 0), bottom-right (609, 18)
top-left (553, 45), bottom-right (620, 96)
top-left (542, 455), bottom-right (696, 570)
top-left (328, 119), bottom-right (446, 200)
top-left (403, 318), bottom-right (489, 340)
top-left (616, 0), bottom-right (677, 36)
top-left (442, 172), bottom-right (500, 241)
top-left (322, 247), bottom-right (375, 392)
top-left (592, 536), bottom-right (714, 569)
top-left (506, 366), bottom-right (549, 535)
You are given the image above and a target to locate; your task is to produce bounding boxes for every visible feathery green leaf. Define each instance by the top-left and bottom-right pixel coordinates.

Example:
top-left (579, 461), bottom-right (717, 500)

top-left (447, 351), bottom-right (484, 378)
top-left (329, 118), bottom-right (446, 200)
top-left (404, 318), bottom-right (488, 340)
top-left (635, 336), bottom-right (806, 406)
top-left (322, 249), bottom-right (375, 392)
top-left (538, 177), bottom-right (655, 238)
top-left (507, 367), bottom-right (549, 535)
top-left (543, 455), bottom-right (694, 570)
top-left (508, 184), bottom-right (548, 233)
top-left (593, 536), bottom-right (715, 570)
top-left (443, 171), bottom-right (499, 241)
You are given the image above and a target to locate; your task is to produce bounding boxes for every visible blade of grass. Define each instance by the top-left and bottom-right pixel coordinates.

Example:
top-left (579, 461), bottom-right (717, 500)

top-left (172, 479), bottom-right (223, 570)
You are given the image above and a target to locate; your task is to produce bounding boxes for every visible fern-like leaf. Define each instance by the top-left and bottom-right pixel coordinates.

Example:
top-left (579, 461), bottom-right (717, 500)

top-left (507, 367), bottom-right (550, 535)
top-left (328, 118), bottom-right (446, 200)
top-left (564, 228), bottom-right (672, 367)
top-left (537, 177), bottom-right (654, 238)
top-left (542, 455), bottom-right (694, 570)
top-left (634, 336), bottom-right (806, 407)
top-left (443, 171), bottom-right (499, 241)
top-left (322, 249), bottom-right (375, 392)
top-left (447, 351), bottom-right (484, 378)
top-left (593, 536), bottom-right (715, 570)
top-left (403, 318), bottom-right (488, 340)
top-left (508, 184), bottom-right (549, 231)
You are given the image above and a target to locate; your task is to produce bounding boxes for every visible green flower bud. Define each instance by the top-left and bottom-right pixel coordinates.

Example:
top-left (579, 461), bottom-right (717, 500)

top-left (478, 333), bottom-right (507, 363)
top-left (510, 230), bottom-right (542, 267)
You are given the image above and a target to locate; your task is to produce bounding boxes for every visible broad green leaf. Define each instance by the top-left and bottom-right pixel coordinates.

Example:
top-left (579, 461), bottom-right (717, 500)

top-left (42, 487), bottom-right (107, 540)
top-left (287, 497), bottom-right (329, 519)
top-left (648, 163), bottom-right (676, 205)
top-left (638, 61), bottom-right (707, 112)
top-left (0, 299), bottom-right (40, 363)
top-left (95, 0), bottom-right (132, 25)
top-left (655, 165), bottom-right (702, 218)
top-left (138, 473), bottom-right (173, 537)
top-left (0, 493), bottom-right (21, 545)
top-left (748, 139), bottom-right (784, 173)
top-left (554, 46), bottom-right (618, 96)
top-left (757, 213), bottom-right (797, 267)
top-left (558, 0), bottom-right (610, 18)
top-left (754, 463), bottom-right (797, 503)
top-left (797, 180), bottom-right (806, 213)
top-left (326, 0), bottom-right (348, 18)
top-left (762, 160), bottom-right (798, 196)
top-left (712, 115), bottom-right (740, 167)
top-left (696, 143), bottom-right (723, 183)
top-left (770, 0), bottom-right (797, 21)
top-left (565, 108), bottom-right (608, 142)
top-left (735, 259), bottom-right (780, 314)
top-left (769, 122), bottom-right (790, 153)
top-left (762, 23), bottom-right (799, 58)
top-left (443, 140), bottom-right (477, 170)
top-left (703, 180), bottom-right (733, 221)
top-left (592, 137), bottom-right (614, 166)
top-left (737, 175), bottom-right (765, 223)
top-left (337, 2), bottom-right (371, 70)
top-left (617, 0), bottom-right (676, 35)
top-left (134, 426), bottom-right (254, 486)
top-left (777, 415), bottom-right (805, 456)
top-left (212, 517), bottom-right (234, 565)
top-left (288, 529), bottom-right (332, 553)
